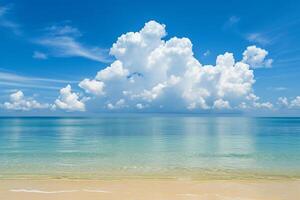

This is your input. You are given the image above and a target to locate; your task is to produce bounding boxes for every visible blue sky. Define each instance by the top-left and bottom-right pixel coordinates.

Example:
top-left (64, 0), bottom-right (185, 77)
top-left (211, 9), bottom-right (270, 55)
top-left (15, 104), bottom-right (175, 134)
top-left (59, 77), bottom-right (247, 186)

top-left (0, 0), bottom-right (300, 115)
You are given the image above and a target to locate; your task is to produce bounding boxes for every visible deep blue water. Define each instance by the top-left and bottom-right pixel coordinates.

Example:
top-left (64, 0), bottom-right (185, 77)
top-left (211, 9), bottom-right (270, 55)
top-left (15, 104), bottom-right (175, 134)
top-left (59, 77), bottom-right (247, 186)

top-left (0, 116), bottom-right (299, 179)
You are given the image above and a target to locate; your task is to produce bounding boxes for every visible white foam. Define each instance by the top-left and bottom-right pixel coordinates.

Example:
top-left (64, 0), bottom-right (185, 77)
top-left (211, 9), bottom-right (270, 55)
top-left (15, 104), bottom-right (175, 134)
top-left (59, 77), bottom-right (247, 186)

top-left (10, 188), bottom-right (112, 194)
top-left (10, 189), bottom-right (78, 194)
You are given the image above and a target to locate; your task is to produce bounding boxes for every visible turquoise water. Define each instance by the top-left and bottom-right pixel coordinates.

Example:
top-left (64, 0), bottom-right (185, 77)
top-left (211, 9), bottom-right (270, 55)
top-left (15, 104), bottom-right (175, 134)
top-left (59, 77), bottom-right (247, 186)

top-left (0, 116), bottom-right (300, 179)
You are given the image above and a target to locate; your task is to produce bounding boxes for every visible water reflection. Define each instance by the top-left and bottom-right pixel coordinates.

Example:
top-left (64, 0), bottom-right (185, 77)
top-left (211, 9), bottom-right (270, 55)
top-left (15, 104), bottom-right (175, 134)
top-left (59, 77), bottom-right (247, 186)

top-left (0, 116), bottom-right (299, 178)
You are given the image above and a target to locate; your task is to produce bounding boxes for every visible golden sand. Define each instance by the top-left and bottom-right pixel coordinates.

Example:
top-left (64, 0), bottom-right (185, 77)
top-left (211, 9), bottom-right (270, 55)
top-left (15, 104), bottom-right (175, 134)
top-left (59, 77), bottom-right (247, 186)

top-left (0, 179), bottom-right (299, 200)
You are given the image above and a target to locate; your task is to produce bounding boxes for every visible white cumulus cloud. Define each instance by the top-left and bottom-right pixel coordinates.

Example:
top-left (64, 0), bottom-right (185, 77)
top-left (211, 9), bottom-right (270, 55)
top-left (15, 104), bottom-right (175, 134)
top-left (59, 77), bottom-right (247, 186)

top-left (277, 97), bottom-right (289, 107)
top-left (136, 103), bottom-right (147, 109)
top-left (79, 79), bottom-right (105, 96)
top-left (96, 60), bottom-right (129, 81)
top-left (107, 99), bottom-right (127, 110)
top-left (242, 45), bottom-right (273, 68)
top-left (74, 20), bottom-right (275, 112)
top-left (253, 101), bottom-right (273, 109)
top-left (54, 85), bottom-right (87, 112)
top-left (1, 90), bottom-right (49, 111)
top-left (213, 99), bottom-right (231, 109)
top-left (276, 96), bottom-right (300, 109)
top-left (290, 96), bottom-right (300, 108)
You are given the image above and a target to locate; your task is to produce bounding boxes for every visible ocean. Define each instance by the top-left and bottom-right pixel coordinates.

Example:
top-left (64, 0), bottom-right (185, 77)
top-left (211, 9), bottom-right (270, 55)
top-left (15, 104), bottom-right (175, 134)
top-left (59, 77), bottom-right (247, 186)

top-left (0, 116), bottom-right (299, 180)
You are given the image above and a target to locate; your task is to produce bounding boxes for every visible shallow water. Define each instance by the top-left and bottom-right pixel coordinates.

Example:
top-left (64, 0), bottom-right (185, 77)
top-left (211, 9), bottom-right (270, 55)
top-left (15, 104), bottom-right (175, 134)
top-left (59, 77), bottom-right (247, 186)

top-left (0, 116), bottom-right (299, 179)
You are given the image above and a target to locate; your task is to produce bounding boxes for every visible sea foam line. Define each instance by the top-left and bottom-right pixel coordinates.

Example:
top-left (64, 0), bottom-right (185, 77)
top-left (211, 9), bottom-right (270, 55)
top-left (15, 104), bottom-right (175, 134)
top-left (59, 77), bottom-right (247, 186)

top-left (10, 189), bottom-right (78, 194)
top-left (10, 188), bottom-right (112, 194)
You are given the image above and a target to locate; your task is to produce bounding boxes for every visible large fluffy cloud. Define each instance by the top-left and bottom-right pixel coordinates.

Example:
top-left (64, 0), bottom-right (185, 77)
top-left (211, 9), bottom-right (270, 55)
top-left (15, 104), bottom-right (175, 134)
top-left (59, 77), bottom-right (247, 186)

top-left (1, 90), bottom-right (49, 111)
top-left (76, 20), bottom-right (274, 112)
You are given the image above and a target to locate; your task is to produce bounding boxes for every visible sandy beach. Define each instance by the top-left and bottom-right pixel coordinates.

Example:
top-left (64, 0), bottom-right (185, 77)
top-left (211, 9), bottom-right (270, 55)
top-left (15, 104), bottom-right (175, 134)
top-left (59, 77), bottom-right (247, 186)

top-left (0, 179), bottom-right (299, 200)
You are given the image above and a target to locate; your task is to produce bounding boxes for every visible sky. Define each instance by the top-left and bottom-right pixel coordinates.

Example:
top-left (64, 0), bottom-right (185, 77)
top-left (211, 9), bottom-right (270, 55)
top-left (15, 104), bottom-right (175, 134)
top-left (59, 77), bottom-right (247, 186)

top-left (0, 0), bottom-right (300, 116)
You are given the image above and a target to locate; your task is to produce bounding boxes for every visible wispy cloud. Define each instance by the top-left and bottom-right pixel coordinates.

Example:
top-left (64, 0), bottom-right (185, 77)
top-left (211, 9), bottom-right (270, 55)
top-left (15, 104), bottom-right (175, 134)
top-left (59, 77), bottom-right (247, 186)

top-left (0, 81), bottom-right (61, 90)
top-left (0, 4), bottom-right (21, 35)
top-left (0, 71), bottom-right (77, 90)
top-left (203, 50), bottom-right (210, 57)
top-left (223, 16), bottom-right (240, 29)
top-left (0, 5), bottom-right (8, 17)
top-left (36, 36), bottom-right (109, 62)
top-left (244, 19), bottom-right (299, 47)
top-left (245, 30), bottom-right (284, 47)
top-left (268, 87), bottom-right (288, 91)
top-left (45, 25), bottom-right (81, 37)
top-left (33, 51), bottom-right (48, 60)
top-left (34, 24), bottom-right (111, 63)
top-left (246, 33), bottom-right (271, 45)
top-left (274, 87), bottom-right (287, 91)
top-left (274, 57), bottom-right (300, 66)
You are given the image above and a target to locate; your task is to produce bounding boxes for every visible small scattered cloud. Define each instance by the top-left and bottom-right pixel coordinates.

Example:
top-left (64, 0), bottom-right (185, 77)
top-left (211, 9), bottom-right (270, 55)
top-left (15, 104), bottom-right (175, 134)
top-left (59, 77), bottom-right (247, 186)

top-left (290, 96), bottom-right (300, 108)
top-left (54, 85), bottom-right (87, 112)
top-left (136, 103), bottom-right (147, 109)
top-left (253, 101), bottom-right (273, 109)
top-left (277, 97), bottom-right (289, 107)
top-left (107, 99), bottom-right (127, 110)
top-left (1, 90), bottom-right (49, 111)
top-left (242, 45), bottom-right (273, 68)
top-left (213, 99), bottom-right (231, 109)
top-left (33, 51), bottom-right (48, 60)
top-left (277, 96), bottom-right (300, 109)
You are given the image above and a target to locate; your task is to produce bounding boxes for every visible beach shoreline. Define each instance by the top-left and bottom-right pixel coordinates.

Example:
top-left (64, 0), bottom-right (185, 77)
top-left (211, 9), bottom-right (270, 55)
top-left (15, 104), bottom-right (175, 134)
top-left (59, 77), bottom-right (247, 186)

top-left (0, 178), bottom-right (299, 200)
top-left (1, 117), bottom-right (300, 199)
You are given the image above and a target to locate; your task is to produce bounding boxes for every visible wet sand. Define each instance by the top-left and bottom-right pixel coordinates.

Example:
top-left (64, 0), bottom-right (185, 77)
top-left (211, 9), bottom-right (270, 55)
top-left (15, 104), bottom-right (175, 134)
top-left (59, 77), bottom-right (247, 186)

top-left (0, 179), bottom-right (299, 200)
